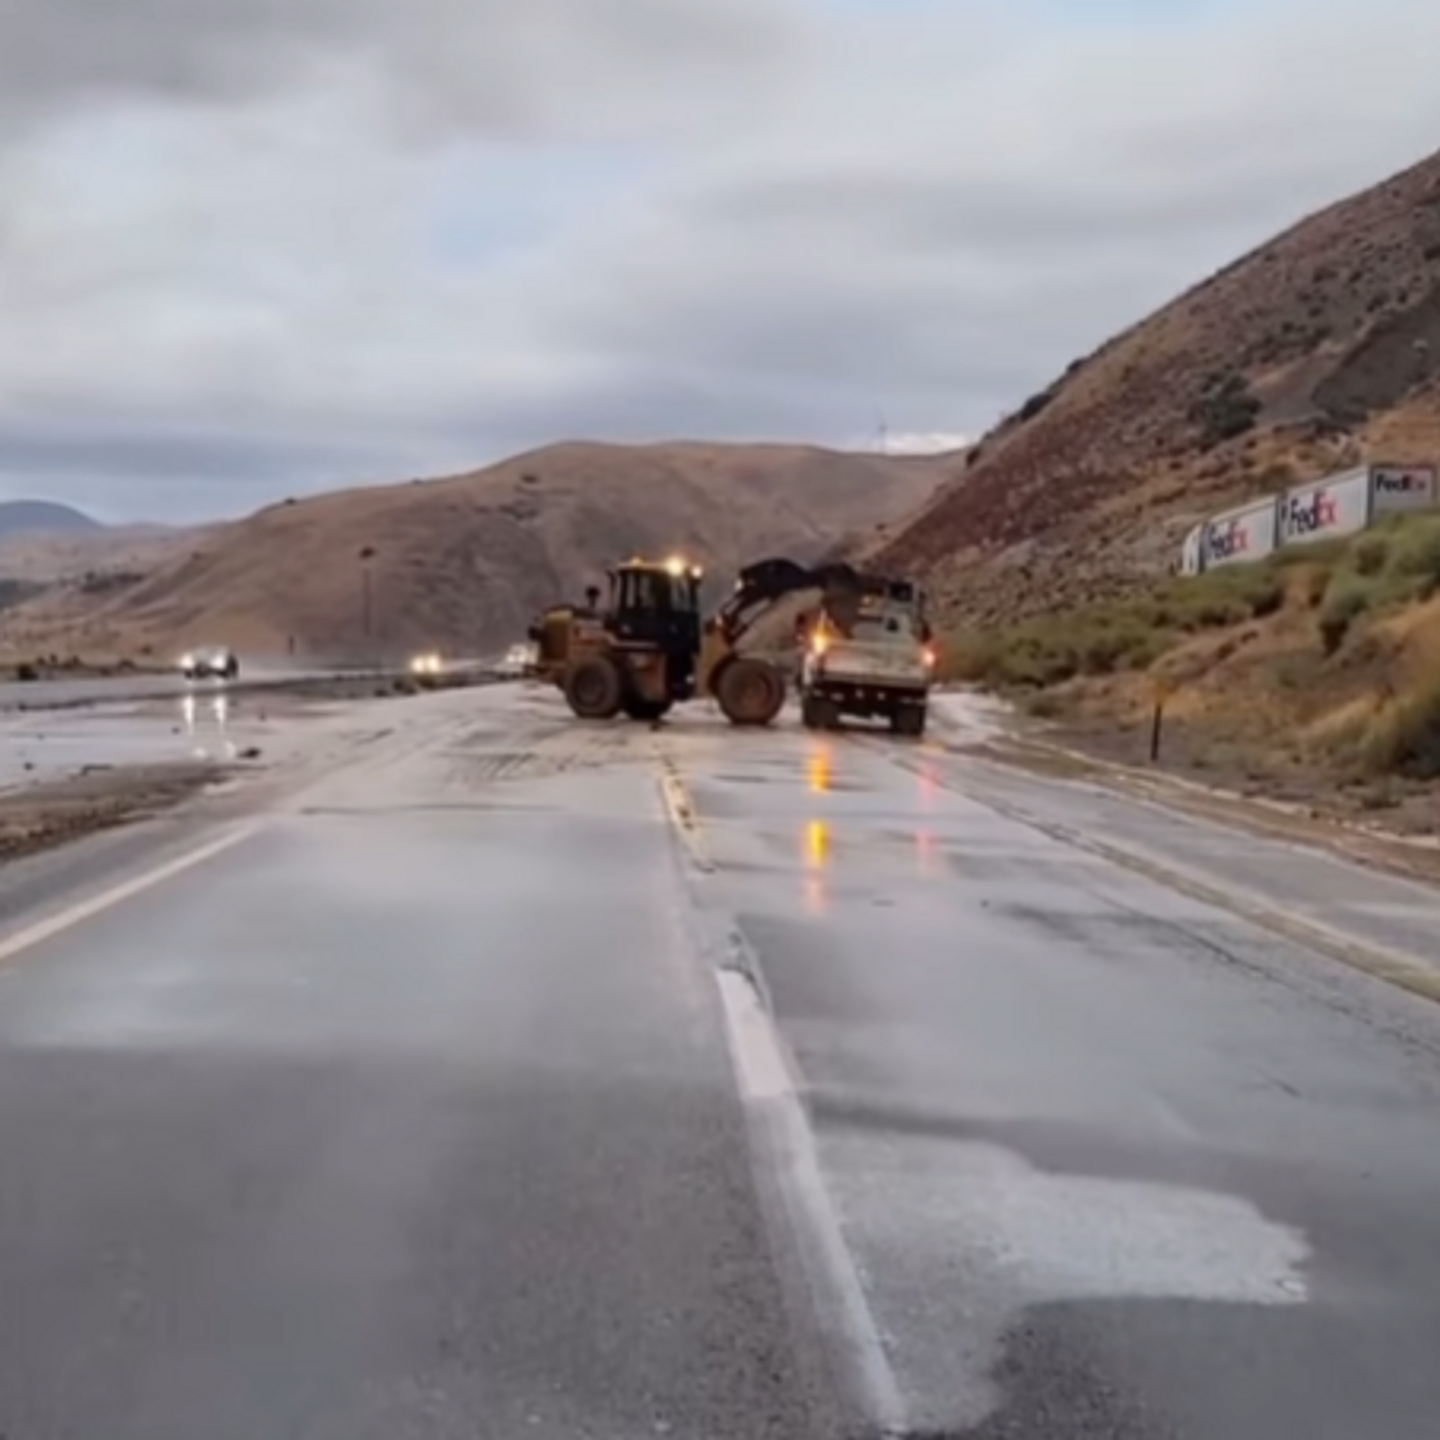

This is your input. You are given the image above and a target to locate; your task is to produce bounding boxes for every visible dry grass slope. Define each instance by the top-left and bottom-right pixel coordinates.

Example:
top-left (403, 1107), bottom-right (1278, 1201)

top-left (879, 145), bottom-right (1440, 633)
top-left (0, 441), bottom-right (943, 661)
top-left (946, 513), bottom-right (1440, 813)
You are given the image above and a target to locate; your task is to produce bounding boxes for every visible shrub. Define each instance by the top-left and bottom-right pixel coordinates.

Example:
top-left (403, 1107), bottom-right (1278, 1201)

top-left (1188, 372), bottom-right (1262, 447)
top-left (1023, 691), bottom-right (1066, 719)
top-left (936, 634), bottom-right (999, 684)
top-left (1017, 388), bottom-right (1056, 422)
top-left (1357, 677), bottom-right (1440, 779)
top-left (1388, 521), bottom-right (1440, 598)
top-left (1352, 534), bottom-right (1390, 577)
top-left (14, 661), bottom-right (39, 682)
top-left (1318, 583), bottom-right (1369, 655)
top-left (1079, 627), bottom-right (1137, 675)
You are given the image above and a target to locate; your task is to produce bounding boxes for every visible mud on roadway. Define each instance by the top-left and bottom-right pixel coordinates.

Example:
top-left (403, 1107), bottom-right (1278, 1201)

top-left (0, 670), bottom-right (499, 866)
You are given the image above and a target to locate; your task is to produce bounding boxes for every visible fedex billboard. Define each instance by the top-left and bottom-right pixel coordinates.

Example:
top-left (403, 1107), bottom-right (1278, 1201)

top-left (1277, 470), bottom-right (1370, 547)
top-left (1202, 499), bottom-right (1277, 569)
top-left (1371, 463), bottom-right (1437, 515)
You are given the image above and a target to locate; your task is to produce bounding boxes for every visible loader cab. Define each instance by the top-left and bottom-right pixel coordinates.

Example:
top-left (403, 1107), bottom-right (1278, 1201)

top-left (606, 558), bottom-right (704, 667)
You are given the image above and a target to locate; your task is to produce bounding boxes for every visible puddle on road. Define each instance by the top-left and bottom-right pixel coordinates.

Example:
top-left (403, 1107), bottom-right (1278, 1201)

top-left (1, 692), bottom-right (269, 788)
top-left (179, 692), bottom-right (239, 761)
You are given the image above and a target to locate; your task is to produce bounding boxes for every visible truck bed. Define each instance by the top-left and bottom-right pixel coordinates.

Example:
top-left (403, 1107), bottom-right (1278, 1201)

top-left (806, 637), bottom-right (930, 692)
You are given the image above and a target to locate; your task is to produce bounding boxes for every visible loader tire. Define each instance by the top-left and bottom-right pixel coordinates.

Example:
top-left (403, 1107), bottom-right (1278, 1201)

top-left (564, 656), bottom-right (624, 720)
top-left (715, 657), bottom-right (786, 727)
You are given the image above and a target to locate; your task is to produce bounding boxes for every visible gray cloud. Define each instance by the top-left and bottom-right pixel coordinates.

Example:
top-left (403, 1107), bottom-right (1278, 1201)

top-left (1, 0), bottom-right (1439, 519)
top-left (0, 0), bottom-right (798, 137)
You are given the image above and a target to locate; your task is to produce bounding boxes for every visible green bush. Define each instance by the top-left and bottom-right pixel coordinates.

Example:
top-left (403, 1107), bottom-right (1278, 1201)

top-left (1318, 583), bottom-right (1369, 655)
top-left (1352, 533), bottom-right (1390, 577)
top-left (943, 513), bottom-right (1440, 700)
top-left (1357, 677), bottom-right (1440, 779)
top-left (1387, 521), bottom-right (1440, 599)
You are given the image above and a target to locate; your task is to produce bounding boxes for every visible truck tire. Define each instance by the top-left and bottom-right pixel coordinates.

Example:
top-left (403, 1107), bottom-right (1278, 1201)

top-left (622, 696), bottom-right (672, 722)
top-left (564, 656), bottom-right (624, 720)
top-left (715, 657), bottom-right (786, 727)
top-left (892, 703), bottom-right (927, 738)
top-left (802, 693), bottom-right (840, 731)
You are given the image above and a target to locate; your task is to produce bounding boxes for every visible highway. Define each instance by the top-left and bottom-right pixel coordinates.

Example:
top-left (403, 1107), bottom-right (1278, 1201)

top-left (2, 683), bottom-right (1440, 1438)
top-left (0, 666), bottom-right (329, 713)
top-left (0, 660), bottom-right (460, 714)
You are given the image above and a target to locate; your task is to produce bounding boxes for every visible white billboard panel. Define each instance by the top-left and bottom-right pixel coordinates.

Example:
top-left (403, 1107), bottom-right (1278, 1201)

top-left (1201, 499), bottom-right (1278, 569)
top-left (1370, 463), bottom-right (1437, 515)
top-left (1180, 524), bottom-right (1204, 576)
top-left (1277, 470), bottom-right (1371, 548)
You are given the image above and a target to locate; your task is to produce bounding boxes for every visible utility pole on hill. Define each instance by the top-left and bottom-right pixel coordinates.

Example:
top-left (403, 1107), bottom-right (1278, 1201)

top-left (359, 545), bottom-right (376, 665)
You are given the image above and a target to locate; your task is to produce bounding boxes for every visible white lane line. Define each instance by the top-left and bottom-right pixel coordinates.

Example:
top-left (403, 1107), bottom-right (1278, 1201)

top-left (715, 963), bottom-right (908, 1438)
top-left (0, 824), bottom-right (259, 969)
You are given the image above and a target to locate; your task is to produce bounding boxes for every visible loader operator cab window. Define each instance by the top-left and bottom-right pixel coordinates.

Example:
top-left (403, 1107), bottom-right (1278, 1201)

top-left (627, 570), bottom-right (667, 613)
top-left (609, 567), bottom-right (701, 648)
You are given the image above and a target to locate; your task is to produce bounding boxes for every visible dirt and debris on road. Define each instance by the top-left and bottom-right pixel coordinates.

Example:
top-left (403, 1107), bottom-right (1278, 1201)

top-left (0, 763), bottom-right (228, 864)
top-left (0, 677), bottom-right (515, 866)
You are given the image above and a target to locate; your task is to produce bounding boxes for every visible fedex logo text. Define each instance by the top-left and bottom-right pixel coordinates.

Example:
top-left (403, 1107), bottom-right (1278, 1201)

top-left (1205, 520), bottom-right (1251, 559)
top-left (1283, 490), bottom-right (1338, 534)
top-left (1374, 468), bottom-right (1433, 494)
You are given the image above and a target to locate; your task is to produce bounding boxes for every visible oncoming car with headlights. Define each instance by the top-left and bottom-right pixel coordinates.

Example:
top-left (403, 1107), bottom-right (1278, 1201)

top-left (179, 646), bottom-right (239, 681)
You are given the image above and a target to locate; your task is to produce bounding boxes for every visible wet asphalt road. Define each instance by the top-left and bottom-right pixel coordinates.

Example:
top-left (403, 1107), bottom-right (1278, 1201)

top-left (0, 660), bottom-right (456, 714)
top-left (0, 666), bottom-right (321, 712)
top-left (3, 684), bottom-right (1440, 1438)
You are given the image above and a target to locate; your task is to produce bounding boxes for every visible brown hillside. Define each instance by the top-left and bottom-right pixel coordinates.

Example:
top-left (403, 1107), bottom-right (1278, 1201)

top-left (1, 442), bottom-right (943, 662)
top-left (879, 146), bottom-right (1440, 628)
top-left (0, 525), bottom-right (213, 586)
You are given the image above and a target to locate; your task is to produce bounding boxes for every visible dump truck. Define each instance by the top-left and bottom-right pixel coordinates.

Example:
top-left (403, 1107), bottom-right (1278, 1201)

top-left (798, 581), bottom-right (936, 736)
top-left (527, 554), bottom-right (894, 726)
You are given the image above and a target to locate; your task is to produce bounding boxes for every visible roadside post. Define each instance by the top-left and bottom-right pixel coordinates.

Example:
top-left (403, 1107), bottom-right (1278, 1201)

top-left (1149, 674), bottom-right (1176, 763)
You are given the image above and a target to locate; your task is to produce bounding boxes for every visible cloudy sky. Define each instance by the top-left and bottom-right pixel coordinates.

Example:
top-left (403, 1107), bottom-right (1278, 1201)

top-left (2, 0), bottom-right (1439, 522)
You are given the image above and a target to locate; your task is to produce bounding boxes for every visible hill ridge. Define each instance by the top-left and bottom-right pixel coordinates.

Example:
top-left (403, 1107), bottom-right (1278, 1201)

top-left (1, 440), bottom-right (944, 660)
top-left (879, 145), bottom-right (1440, 626)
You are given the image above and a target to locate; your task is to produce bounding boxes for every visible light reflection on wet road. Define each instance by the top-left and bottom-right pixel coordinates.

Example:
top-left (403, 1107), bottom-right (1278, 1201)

top-left (0, 692), bottom-right (256, 788)
top-left (1, 685), bottom-right (1440, 1439)
top-left (179, 690), bottom-right (236, 761)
